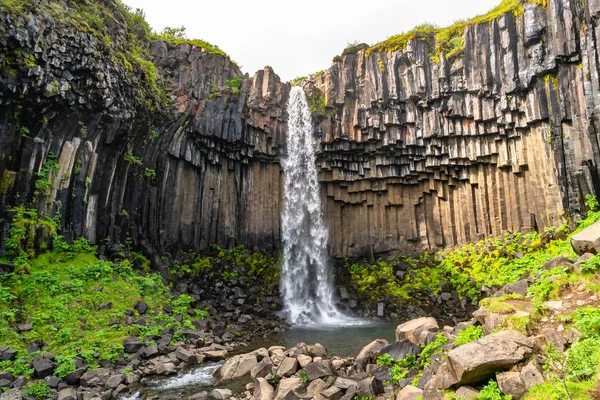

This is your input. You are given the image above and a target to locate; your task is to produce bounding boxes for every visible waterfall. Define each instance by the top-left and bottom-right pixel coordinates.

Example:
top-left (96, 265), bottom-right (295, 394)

top-left (280, 86), bottom-right (344, 325)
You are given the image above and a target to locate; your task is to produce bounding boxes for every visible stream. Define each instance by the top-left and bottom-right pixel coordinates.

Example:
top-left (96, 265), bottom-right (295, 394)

top-left (121, 320), bottom-right (399, 399)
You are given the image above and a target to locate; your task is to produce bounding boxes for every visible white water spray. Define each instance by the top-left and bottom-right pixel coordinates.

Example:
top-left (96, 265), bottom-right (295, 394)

top-left (280, 87), bottom-right (346, 325)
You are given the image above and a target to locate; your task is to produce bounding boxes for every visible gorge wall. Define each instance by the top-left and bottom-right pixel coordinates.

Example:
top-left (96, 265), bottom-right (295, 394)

top-left (1, 0), bottom-right (600, 261)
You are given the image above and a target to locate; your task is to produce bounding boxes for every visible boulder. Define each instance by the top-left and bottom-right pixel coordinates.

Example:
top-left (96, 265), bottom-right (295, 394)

top-left (305, 360), bottom-right (333, 381)
top-left (176, 348), bottom-right (197, 364)
top-left (156, 362), bottom-right (177, 375)
top-left (334, 377), bottom-right (359, 390)
top-left (354, 339), bottom-right (389, 370)
top-left (276, 358), bottom-right (298, 377)
top-left (396, 385), bottom-right (423, 400)
top-left (218, 353), bottom-right (258, 380)
top-left (64, 367), bottom-right (86, 385)
top-left (251, 356), bottom-right (274, 379)
top-left (297, 354), bottom-right (312, 368)
top-left (380, 340), bottom-right (420, 361)
top-left (306, 343), bottom-right (327, 358)
top-left (395, 317), bottom-right (439, 345)
top-left (274, 377), bottom-right (302, 400)
top-left (571, 221), bottom-right (600, 255)
top-left (0, 348), bottom-right (16, 361)
top-left (123, 339), bottom-right (143, 353)
top-left (57, 388), bottom-right (77, 400)
top-left (543, 256), bottom-right (573, 270)
top-left (211, 388), bottom-right (232, 400)
top-left (134, 301), bottom-right (148, 314)
top-left (320, 386), bottom-right (342, 400)
top-left (106, 374), bottom-right (123, 388)
top-left (144, 343), bottom-right (159, 358)
top-left (454, 386), bottom-right (479, 399)
top-left (307, 379), bottom-right (330, 397)
top-left (497, 371), bottom-right (527, 399)
top-left (33, 358), bottom-right (53, 378)
top-left (81, 368), bottom-right (110, 386)
top-left (504, 279), bottom-right (529, 296)
top-left (356, 377), bottom-right (384, 397)
top-left (520, 360), bottom-right (544, 390)
top-left (254, 377), bottom-right (274, 400)
top-left (543, 328), bottom-right (567, 351)
top-left (0, 389), bottom-right (22, 400)
top-left (446, 331), bottom-right (533, 385)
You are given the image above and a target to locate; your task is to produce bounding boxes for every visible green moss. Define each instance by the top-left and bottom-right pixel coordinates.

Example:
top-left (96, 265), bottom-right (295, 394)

top-left (480, 297), bottom-right (517, 314)
top-left (225, 77), bottom-right (243, 96)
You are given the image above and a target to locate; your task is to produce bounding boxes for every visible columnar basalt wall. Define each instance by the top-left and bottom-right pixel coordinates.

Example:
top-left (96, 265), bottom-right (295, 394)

top-left (1, 0), bottom-right (600, 261)
top-left (309, 0), bottom-right (600, 257)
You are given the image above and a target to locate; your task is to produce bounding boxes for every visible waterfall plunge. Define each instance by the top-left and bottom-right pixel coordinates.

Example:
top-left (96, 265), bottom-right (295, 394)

top-left (280, 87), bottom-right (345, 325)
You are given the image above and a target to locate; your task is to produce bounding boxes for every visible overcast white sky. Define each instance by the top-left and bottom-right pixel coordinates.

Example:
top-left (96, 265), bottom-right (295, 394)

top-left (123, 0), bottom-right (500, 81)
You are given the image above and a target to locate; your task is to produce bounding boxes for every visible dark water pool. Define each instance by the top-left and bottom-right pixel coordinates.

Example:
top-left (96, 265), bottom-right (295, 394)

top-left (250, 320), bottom-right (399, 358)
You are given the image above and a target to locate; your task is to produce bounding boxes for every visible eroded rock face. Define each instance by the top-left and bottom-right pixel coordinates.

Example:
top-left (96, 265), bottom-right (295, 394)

top-left (2, 0), bottom-right (600, 259)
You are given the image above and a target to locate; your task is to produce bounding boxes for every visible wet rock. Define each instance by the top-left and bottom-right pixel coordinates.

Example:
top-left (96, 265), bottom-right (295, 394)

top-left (395, 317), bottom-right (439, 345)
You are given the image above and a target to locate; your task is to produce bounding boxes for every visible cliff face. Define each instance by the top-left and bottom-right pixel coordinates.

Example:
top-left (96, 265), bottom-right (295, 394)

top-left (1, 0), bottom-right (600, 261)
top-left (310, 0), bottom-right (600, 257)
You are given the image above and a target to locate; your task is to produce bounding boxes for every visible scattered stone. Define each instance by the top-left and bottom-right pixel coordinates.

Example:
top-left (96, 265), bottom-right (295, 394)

top-left (356, 377), bottom-right (384, 397)
top-left (497, 371), bottom-right (526, 399)
top-left (210, 388), bottom-right (232, 399)
top-left (176, 348), bottom-right (197, 364)
top-left (156, 363), bottom-right (177, 375)
top-left (306, 343), bottom-right (327, 358)
top-left (123, 339), bottom-right (144, 353)
top-left (504, 279), bottom-right (529, 296)
top-left (0, 389), bottom-right (22, 400)
top-left (305, 361), bottom-right (333, 381)
top-left (254, 377), bottom-right (274, 400)
top-left (81, 368), bottom-right (110, 386)
top-left (354, 339), bottom-right (389, 370)
top-left (64, 368), bottom-right (86, 386)
top-left (251, 356), bottom-right (274, 379)
top-left (106, 374), bottom-right (123, 388)
top-left (543, 328), bottom-right (567, 351)
top-left (218, 353), bottom-right (258, 380)
top-left (276, 357), bottom-right (298, 377)
top-left (32, 358), bottom-right (53, 379)
top-left (380, 340), bottom-right (420, 361)
top-left (454, 386), bottom-right (479, 399)
top-left (274, 377), bottom-right (302, 400)
top-left (57, 388), bottom-right (77, 400)
top-left (396, 385), bottom-right (423, 400)
top-left (144, 343), bottom-right (159, 358)
top-left (16, 324), bottom-right (33, 333)
top-left (520, 360), bottom-right (544, 390)
top-left (543, 256), bottom-right (573, 270)
top-left (134, 301), bottom-right (148, 314)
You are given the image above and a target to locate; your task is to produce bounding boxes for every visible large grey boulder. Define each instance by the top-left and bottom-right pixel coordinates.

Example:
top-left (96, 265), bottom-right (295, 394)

top-left (251, 356), bottom-right (274, 379)
top-left (354, 339), bottom-right (389, 370)
top-left (454, 386), bottom-right (479, 399)
top-left (395, 317), bottom-right (439, 345)
top-left (571, 220), bottom-right (600, 255)
top-left (57, 388), bottom-right (77, 400)
top-left (446, 330), bottom-right (533, 385)
top-left (520, 359), bottom-right (544, 390)
top-left (276, 357), bottom-right (298, 377)
top-left (380, 340), bottom-right (420, 361)
top-left (218, 353), bottom-right (258, 380)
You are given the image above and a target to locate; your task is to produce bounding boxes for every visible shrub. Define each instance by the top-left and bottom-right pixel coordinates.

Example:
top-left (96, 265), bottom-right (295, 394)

top-left (22, 382), bottom-right (52, 400)
top-left (477, 380), bottom-right (512, 400)
top-left (225, 77), bottom-right (243, 96)
top-left (454, 325), bottom-right (484, 346)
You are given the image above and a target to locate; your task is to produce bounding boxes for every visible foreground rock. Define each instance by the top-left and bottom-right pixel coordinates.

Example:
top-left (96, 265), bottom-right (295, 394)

top-left (395, 317), bottom-right (439, 345)
top-left (446, 330), bottom-right (533, 385)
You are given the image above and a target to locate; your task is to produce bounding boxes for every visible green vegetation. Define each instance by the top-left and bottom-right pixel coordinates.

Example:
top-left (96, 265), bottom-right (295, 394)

top-left (225, 77), bottom-right (243, 96)
top-left (124, 152), bottom-right (142, 166)
top-left (21, 381), bottom-right (52, 399)
top-left (151, 25), bottom-right (235, 65)
top-left (290, 70), bottom-right (326, 87)
top-left (331, 0), bottom-right (550, 64)
top-left (477, 380), bottom-right (513, 400)
top-left (144, 167), bottom-right (157, 181)
top-left (454, 325), bottom-right (484, 346)
top-left (34, 153), bottom-right (59, 197)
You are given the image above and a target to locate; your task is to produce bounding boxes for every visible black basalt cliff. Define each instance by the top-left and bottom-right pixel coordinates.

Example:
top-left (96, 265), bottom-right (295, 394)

top-left (1, 0), bottom-right (600, 261)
